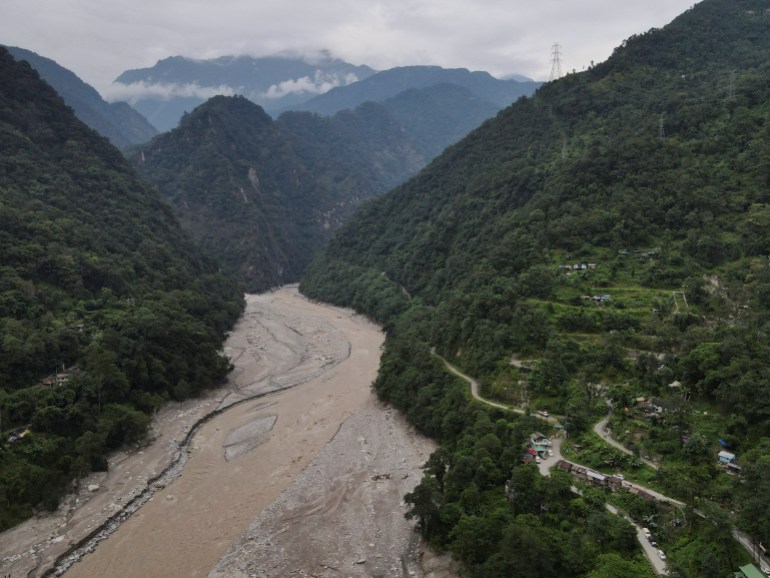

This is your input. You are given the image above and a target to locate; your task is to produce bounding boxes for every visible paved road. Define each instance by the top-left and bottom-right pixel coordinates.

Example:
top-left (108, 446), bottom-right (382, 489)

top-left (436, 352), bottom-right (770, 575)
top-left (604, 504), bottom-right (668, 575)
top-left (733, 528), bottom-right (770, 574)
top-left (592, 401), bottom-right (659, 470)
top-left (544, 443), bottom-right (668, 574)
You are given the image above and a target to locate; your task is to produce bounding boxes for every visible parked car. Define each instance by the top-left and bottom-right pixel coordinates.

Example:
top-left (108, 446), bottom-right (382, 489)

top-left (642, 528), bottom-right (651, 538)
top-left (535, 456), bottom-right (542, 464)
top-left (657, 550), bottom-right (666, 560)
top-left (547, 449), bottom-right (554, 457)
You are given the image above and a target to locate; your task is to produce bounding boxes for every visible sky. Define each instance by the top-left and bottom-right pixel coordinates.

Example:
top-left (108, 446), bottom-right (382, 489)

top-left (1, 0), bottom-right (698, 98)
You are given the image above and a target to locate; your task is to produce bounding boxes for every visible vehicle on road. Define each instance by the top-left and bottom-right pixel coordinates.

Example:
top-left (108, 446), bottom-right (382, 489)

top-left (548, 449), bottom-right (554, 457)
top-left (642, 528), bottom-right (651, 538)
top-left (657, 549), bottom-right (666, 560)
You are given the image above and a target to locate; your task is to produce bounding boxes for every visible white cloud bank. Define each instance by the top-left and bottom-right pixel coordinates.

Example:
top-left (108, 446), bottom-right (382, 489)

top-left (0, 0), bottom-right (700, 95)
top-left (103, 70), bottom-right (361, 103)
top-left (103, 81), bottom-right (238, 103)
top-left (262, 71), bottom-right (360, 100)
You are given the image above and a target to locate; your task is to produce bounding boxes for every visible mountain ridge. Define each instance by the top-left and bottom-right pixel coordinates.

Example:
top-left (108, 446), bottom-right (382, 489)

top-left (112, 53), bottom-right (376, 130)
top-left (0, 46), bottom-right (243, 531)
top-left (283, 64), bottom-right (541, 116)
top-left (131, 95), bottom-right (430, 291)
top-left (300, 1), bottom-right (770, 575)
top-left (4, 45), bottom-right (158, 147)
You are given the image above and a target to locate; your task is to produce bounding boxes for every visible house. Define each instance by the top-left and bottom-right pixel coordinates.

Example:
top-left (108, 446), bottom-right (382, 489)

top-left (585, 470), bottom-right (607, 486)
top-left (733, 563), bottom-right (765, 578)
top-left (7, 425), bottom-right (31, 444)
top-left (530, 432), bottom-right (551, 454)
top-left (607, 476), bottom-right (623, 490)
top-left (41, 366), bottom-right (83, 387)
top-left (556, 460), bottom-right (573, 473)
top-left (718, 450), bottom-right (736, 464)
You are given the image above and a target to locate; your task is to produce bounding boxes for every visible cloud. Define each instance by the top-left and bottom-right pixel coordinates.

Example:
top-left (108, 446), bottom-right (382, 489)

top-left (0, 0), bottom-right (699, 93)
top-left (103, 80), bottom-right (237, 103)
top-left (261, 71), bottom-right (360, 100)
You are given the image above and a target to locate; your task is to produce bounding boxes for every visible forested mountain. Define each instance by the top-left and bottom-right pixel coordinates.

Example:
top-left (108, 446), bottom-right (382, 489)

top-left (131, 96), bottom-right (429, 291)
top-left (0, 47), bottom-right (244, 530)
top-left (380, 83), bottom-right (502, 159)
top-left (301, 0), bottom-right (770, 576)
top-left (4, 46), bottom-right (158, 147)
top-left (113, 53), bottom-right (375, 130)
top-left (288, 65), bottom-right (541, 116)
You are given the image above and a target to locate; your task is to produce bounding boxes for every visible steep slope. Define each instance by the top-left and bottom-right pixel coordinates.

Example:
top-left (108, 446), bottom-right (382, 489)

top-left (0, 47), bottom-right (243, 530)
top-left (4, 45), bottom-right (158, 146)
top-left (381, 83), bottom-right (502, 159)
top-left (132, 95), bottom-right (428, 291)
top-left (301, 1), bottom-right (770, 576)
top-left (289, 65), bottom-right (541, 116)
top-left (114, 53), bottom-right (375, 130)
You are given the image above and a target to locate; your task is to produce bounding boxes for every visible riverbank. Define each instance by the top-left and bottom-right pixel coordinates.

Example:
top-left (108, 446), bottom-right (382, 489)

top-left (1, 286), bottom-right (456, 578)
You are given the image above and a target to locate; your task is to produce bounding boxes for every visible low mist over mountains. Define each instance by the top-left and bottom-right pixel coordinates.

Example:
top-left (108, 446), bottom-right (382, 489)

top-left (111, 53), bottom-right (376, 131)
top-left (4, 46), bottom-right (158, 147)
top-left (2, 44), bottom-right (540, 292)
top-left (110, 54), bottom-right (540, 132)
top-left (289, 65), bottom-right (540, 116)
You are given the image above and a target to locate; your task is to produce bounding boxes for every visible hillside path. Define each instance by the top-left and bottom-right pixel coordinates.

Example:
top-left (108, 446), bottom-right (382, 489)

top-left (593, 401), bottom-right (660, 470)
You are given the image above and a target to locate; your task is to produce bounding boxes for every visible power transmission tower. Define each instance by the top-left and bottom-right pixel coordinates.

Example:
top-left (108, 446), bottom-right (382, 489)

top-left (549, 43), bottom-right (563, 81)
top-left (726, 70), bottom-right (736, 101)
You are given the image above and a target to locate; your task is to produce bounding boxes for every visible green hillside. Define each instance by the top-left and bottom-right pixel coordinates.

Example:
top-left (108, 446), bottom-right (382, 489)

top-left (0, 48), bottom-right (243, 530)
top-left (133, 96), bottom-right (429, 291)
top-left (5, 46), bottom-right (158, 147)
top-left (301, 1), bottom-right (770, 575)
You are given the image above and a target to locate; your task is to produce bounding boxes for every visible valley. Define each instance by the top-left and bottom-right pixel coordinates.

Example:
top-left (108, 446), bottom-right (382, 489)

top-left (0, 287), bottom-right (451, 578)
top-left (4, 1), bottom-right (770, 576)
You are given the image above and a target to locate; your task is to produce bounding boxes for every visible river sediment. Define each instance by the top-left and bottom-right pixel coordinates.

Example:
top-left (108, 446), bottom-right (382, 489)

top-left (1, 286), bottom-right (456, 578)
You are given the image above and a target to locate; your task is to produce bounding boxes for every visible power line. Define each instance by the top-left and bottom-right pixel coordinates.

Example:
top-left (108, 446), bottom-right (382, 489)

top-left (549, 43), bottom-right (563, 81)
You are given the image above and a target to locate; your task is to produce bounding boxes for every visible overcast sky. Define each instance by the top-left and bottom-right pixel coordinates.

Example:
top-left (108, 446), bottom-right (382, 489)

top-left (2, 0), bottom-right (697, 96)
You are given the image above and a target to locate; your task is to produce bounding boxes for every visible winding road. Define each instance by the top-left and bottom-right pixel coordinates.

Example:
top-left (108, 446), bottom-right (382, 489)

top-left (438, 352), bottom-right (770, 575)
top-left (593, 401), bottom-right (659, 470)
top-left (432, 352), bottom-right (727, 576)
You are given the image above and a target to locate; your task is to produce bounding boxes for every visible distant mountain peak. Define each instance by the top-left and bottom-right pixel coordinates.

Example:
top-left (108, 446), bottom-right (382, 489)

top-left (111, 53), bottom-right (376, 131)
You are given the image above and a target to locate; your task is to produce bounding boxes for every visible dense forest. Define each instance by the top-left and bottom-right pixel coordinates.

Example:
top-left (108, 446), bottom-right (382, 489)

top-left (0, 48), bottom-right (244, 531)
top-left (130, 64), bottom-right (541, 294)
top-left (301, 0), bottom-right (770, 576)
top-left (132, 95), bottom-right (431, 292)
top-left (4, 45), bottom-right (158, 147)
